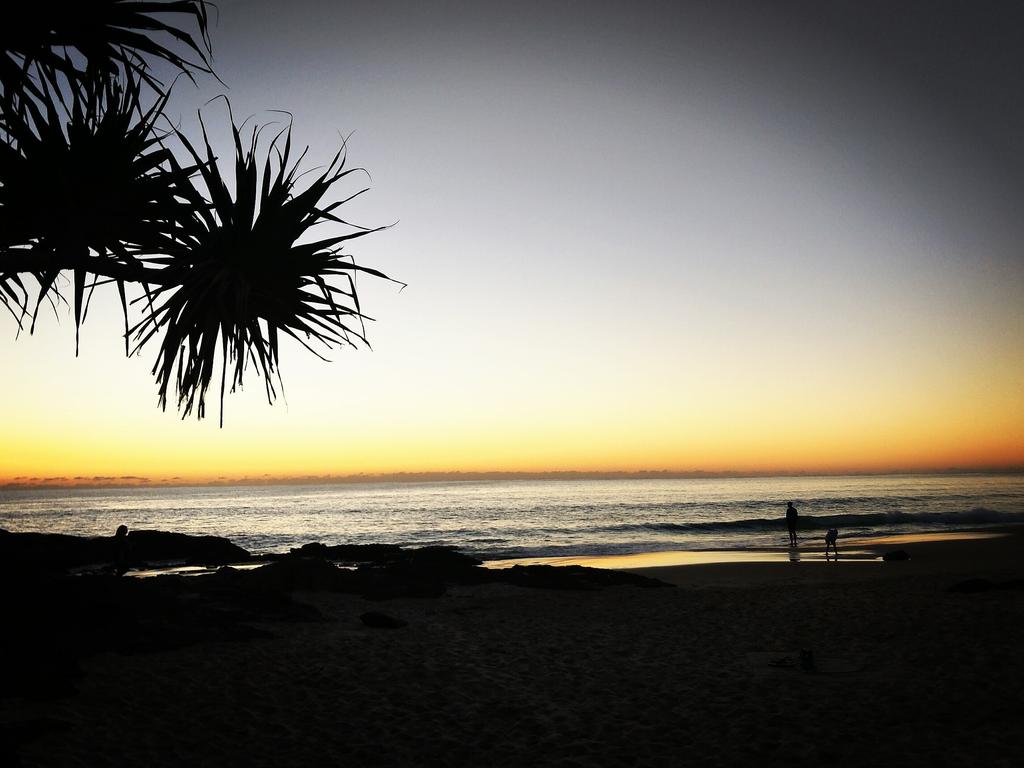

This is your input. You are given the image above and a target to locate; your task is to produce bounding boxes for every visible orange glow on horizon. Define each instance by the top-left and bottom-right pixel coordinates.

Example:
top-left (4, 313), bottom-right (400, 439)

top-left (3, 307), bottom-right (1023, 489)
top-left (3, 413), bottom-right (1022, 487)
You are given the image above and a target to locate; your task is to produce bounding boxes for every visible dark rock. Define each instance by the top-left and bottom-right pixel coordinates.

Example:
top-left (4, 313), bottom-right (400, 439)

top-left (0, 529), bottom-right (250, 573)
top-left (947, 578), bottom-right (994, 593)
top-left (290, 542), bottom-right (330, 558)
top-left (882, 549), bottom-right (911, 561)
top-left (0, 529), bottom-right (112, 573)
top-left (394, 545), bottom-right (483, 576)
top-left (328, 545), bottom-right (490, 599)
top-left (284, 542), bottom-right (404, 564)
top-left (241, 557), bottom-right (356, 593)
top-left (360, 611), bottom-right (407, 629)
top-left (241, 546), bottom-right (486, 599)
top-left (128, 530), bottom-right (251, 566)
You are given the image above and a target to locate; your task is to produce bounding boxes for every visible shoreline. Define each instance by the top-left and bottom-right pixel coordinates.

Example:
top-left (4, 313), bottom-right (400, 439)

top-left (3, 525), bottom-right (1016, 579)
top-left (485, 529), bottom-right (1014, 570)
top-left (622, 525), bottom-right (1024, 592)
top-left (123, 526), bottom-right (1024, 577)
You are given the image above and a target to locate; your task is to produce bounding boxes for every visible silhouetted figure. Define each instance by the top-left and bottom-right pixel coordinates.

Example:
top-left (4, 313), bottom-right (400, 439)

top-left (113, 524), bottom-right (130, 576)
top-left (785, 502), bottom-right (798, 546)
top-left (825, 528), bottom-right (839, 561)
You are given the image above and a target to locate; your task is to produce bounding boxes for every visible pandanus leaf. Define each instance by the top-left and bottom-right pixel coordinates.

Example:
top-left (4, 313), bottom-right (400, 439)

top-left (1, 3), bottom-right (397, 424)
top-left (0, 69), bottom-right (195, 350)
top-left (0, 0), bottom-right (212, 97)
top-left (129, 108), bottom-right (395, 425)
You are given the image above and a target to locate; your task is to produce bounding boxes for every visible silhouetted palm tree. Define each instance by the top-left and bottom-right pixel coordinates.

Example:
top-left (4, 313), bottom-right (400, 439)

top-left (0, 1), bottom-right (393, 425)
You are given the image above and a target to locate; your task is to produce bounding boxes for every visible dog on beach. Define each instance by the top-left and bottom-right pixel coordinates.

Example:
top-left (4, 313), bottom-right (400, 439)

top-left (825, 528), bottom-right (839, 560)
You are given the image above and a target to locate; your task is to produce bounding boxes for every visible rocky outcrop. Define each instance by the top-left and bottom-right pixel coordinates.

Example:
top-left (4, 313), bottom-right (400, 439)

top-left (236, 547), bottom-right (481, 599)
top-left (1, 531), bottom-right (673, 594)
top-left (236, 547), bottom-right (671, 598)
top-left (0, 528), bottom-right (249, 572)
top-left (276, 542), bottom-right (403, 564)
top-left (240, 557), bottom-right (358, 593)
top-left (352, 545), bottom-right (486, 598)
top-left (126, 530), bottom-right (251, 566)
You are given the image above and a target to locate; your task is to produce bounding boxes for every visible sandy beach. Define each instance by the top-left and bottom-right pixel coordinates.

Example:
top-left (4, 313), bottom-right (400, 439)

top-left (1, 528), bottom-right (1020, 767)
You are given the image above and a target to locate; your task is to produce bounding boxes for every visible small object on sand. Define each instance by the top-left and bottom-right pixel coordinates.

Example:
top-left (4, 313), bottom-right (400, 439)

top-left (800, 649), bottom-right (815, 671)
top-left (882, 549), bottom-right (911, 562)
top-left (360, 611), bottom-right (408, 629)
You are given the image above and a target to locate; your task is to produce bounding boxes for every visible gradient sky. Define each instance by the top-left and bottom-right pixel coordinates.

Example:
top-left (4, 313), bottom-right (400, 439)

top-left (3, 0), bottom-right (1023, 484)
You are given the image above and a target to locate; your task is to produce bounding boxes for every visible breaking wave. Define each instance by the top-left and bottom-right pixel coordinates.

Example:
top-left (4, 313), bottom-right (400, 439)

top-left (594, 507), bottom-right (1024, 535)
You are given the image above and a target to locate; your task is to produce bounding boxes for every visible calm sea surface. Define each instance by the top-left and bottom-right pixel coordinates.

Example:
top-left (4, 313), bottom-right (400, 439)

top-left (1, 475), bottom-right (1022, 560)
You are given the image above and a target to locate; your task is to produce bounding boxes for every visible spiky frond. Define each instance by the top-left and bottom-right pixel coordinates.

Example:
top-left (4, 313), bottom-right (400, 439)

top-left (0, 4), bottom-right (397, 425)
top-left (0, 70), bottom-right (193, 347)
top-left (0, 0), bottom-right (212, 97)
top-left (130, 113), bottom-right (393, 424)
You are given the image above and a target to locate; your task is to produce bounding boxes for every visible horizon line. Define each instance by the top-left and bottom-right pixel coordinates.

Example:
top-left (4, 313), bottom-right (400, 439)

top-left (3, 465), bottom-right (1023, 490)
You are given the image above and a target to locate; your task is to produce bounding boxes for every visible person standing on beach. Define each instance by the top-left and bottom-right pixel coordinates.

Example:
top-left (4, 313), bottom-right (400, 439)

top-left (113, 524), bottom-right (131, 576)
top-left (825, 527), bottom-right (839, 561)
top-left (786, 502), bottom-right (798, 546)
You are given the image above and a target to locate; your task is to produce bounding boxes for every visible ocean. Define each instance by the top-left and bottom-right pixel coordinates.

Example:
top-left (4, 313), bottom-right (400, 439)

top-left (1, 474), bottom-right (1022, 561)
